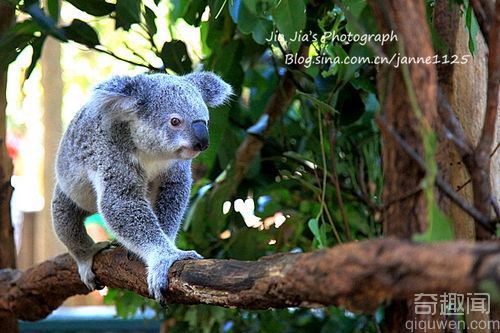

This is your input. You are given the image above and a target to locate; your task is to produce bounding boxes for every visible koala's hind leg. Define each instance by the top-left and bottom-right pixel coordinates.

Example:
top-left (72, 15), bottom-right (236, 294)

top-left (52, 185), bottom-right (109, 290)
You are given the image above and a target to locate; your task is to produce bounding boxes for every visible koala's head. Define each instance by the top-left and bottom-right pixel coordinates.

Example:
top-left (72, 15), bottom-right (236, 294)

top-left (92, 72), bottom-right (232, 160)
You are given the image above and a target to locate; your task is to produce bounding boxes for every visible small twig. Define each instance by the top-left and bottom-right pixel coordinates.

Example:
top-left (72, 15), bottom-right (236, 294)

top-left (319, 195), bottom-right (343, 244)
top-left (456, 179), bottom-right (471, 192)
top-left (123, 41), bottom-right (151, 65)
top-left (283, 153), bottom-right (382, 212)
top-left (491, 196), bottom-right (500, 219)
top-left (456, 142), bottom-right (499, 192)
top-left (376, 116), bottom-right (494, 233)
top-left (91, 45), bottom-right (158, 71)
top-left (316, 110), bottom-right (343, 243)
top-left (384, 185), bottom-right (423, 209)
top-left (475, 0), bottom-right (500, 160)
top-left (326, 115), bottom-right (351, 240)
top-left (437, 89), bottom-right (474, 157)
top-left (138, 23), bottom-right (161, 56)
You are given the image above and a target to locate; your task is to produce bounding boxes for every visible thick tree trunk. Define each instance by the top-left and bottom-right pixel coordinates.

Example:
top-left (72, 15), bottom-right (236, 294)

top-left (1, 239), bottom-right (499, 322)
top-left (433, 2), bottom-right (495, 331)
top-left (367, 0), bottom-right (439, 332)
top-left (0, 4), bottom-right (18, 333)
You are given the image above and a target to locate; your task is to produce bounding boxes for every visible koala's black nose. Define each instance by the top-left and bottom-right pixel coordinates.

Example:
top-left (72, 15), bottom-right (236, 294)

top-left (192, 120), bottom-right (209, 151)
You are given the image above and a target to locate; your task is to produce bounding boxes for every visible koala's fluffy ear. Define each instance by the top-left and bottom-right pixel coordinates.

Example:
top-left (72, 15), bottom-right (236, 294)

top-left (91, 75), bottom-right (142, 119)
top-left (183, 72), bottom-right (233, 107)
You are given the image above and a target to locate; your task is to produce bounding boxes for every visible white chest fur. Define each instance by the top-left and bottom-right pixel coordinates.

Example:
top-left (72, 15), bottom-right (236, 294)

top-left (134, 151), bottom-right (175, 181)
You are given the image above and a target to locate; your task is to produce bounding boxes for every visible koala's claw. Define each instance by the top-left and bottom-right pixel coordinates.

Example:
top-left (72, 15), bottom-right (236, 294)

top-left (76, 241), bottom-right (112, 291)
top-left (147, 250), bottom-right (203, 304)
top-left (175, 250), bottom-right (203, 261)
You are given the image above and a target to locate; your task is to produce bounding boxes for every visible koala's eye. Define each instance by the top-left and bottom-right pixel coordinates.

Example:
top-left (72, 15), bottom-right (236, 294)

top-left (170, 117), bottom-right (182, 127)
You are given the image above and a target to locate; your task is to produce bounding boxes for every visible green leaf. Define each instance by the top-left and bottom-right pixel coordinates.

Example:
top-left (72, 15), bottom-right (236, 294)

top-left (464, 1), bottom-right (478, 55)
top-left (115, 0), bottom-right (141, 31)
top-left (229, 0), bottom-right (272, 44)
top-left (272, 0), bottom-right (306, 51)
top-left (308, 218), bottom-right (325, 248)
top-left (4, 19), bottom-right (39, 35)
top-left (160, 40), bottom-right (192, 73)
top-left (170, 0), bottom-right (190, 21)
top-left (183, 0), bottom-right (208, 26)
top-left (143, 5), bottom-right (157, 36)
top-left (196, 41), bottom-right (242, 169)
top-left (209, 0), bottom-right (227, 19)
top-left (65, 0), bottom-right (115, 16)
top-left (63, 19), bottom-right (100, 47)
top-left (413, 203), bottom-right (454, 242)
top-left (47, 0), bottom-right (59, 20)
top-left (298, 91), bottom-right (338, 115)
top-left (0, 20), bottom-right (39, 69)
top-left (343, 0), bottom-right (366, 19)
top-left (0, 34), bottom-right (34, 70)
top-left (25, 35), bottom-right (46, 79)
top-left (249, 18), bottom-right (273, 44)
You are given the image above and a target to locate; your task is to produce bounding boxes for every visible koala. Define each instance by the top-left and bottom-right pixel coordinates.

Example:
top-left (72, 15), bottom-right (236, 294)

top-left (51, 72), bottom-right (232, 304)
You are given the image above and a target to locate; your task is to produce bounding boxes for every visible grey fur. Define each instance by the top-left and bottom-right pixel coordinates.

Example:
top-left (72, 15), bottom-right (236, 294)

top-left (52, 72), bottom-right (232, 303)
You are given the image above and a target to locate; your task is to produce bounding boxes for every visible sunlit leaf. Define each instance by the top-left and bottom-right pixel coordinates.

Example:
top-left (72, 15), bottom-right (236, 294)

top-left (63, 19), bottom-right (100, 47)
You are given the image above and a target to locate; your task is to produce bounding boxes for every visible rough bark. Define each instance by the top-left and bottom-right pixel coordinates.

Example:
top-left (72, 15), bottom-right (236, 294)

top-left (434, 1), bottom-right (499, 240)
top-left (367, 0), bottom-right (440, 331)
top-left (368, 0), bottom-right (437, 239)
top-left (433, 2), bottom-right (494, 330)
top-left (0, 238), bottom-right (499, 322)
top-left (470, 0), bottom-right (500, 237)
top-left (0, 4), bottom-right (17, 333)
top-left (470, 0), bottom-right (495, 42)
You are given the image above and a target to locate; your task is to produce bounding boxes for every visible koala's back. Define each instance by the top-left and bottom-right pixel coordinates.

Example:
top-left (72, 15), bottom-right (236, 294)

top-left (55, 107), bottom-right (131, 212)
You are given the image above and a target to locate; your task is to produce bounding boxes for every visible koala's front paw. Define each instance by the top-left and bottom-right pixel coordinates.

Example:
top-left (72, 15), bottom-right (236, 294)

top-left (76, 241), bottom-right (112, 291)
top-left (147, 250), bottom-right (203, 305)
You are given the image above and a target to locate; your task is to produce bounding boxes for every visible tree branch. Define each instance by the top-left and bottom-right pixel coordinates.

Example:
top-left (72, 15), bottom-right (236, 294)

top-left (436, 88), bottom-right (474, 157)
top-left (470, 0), bottom-right (494, 42)
top-left (1, 239), bottom-right (500, 322)
top-left (469, 1), bottom-right (500, 238)
top-left (376, 116), bottom-right (494, 232)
